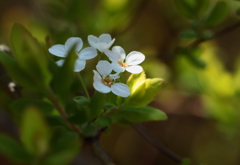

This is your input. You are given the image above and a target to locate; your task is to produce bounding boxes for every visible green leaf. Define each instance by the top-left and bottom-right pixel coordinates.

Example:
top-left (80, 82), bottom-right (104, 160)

top-left (42, 127), bottom-right (81, 165)
top-left (73, 96), bottom-right (90, 106)
top-left (46, 115), bottom-right (68, 127)
top-left (50, 46), bottom-right (76, 101)
top-left (114, 106), bottom-right (167, 123)
top-left (179, 29), bottom-right (198, 40)
top-left (173, 0), bottom-right (210, 19)
top-left (20, 107), bottom-right (51, 156)
top-left (10, 23), bottom-right (51, 90)
top-left (94, 115), bottom-right (112, 129)
top-left (0, 134), bottom-right (34, 164)
top-left (81, 123), bottom-right (98, 137)
top-left (126, 72), bottom-right (164, 107)
top-left (10, 98), bottom-right (54, 115)
top-left (203, 1), bottom-right (229, 27)
top-left (0, 51), bottom-right (39, 90)
top-left (103, 102), bottom-right (118, 111)
top-left (88, 91), bottom-right (105, 120)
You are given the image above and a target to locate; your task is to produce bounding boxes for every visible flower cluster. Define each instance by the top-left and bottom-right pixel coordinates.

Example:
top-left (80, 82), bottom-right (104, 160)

top-left (48, 34), bottom-right (145, 97)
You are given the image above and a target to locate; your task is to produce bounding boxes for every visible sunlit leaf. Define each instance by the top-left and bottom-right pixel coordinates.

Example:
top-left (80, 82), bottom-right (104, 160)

top-left (112, 106), bottom-right (167, 123)
top-left (20, 107), bottom-right (51, 156)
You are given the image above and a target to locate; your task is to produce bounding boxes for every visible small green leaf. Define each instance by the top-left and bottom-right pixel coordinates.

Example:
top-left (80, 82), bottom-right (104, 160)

top-left (46, 115), bottom-right (68, 127)
top-left (173, 0), bottom-right (210, 19)
top-left (95, 115), bottom-right (112, 128)
top-left (103, 102), bottom-right (118, 111)
top-left (0, 134), bottom-right (34, 164)
top-left (20, 107), bottom-right (51, 156)
top-left (204, 1), bottom-right (229, 27)
top-left (73, 96), bottom-right (90, 106)
top-left (81, 123), bottom-right (98, 137)
top-left (114, 106), bottom-right (167, 123)
top-left (179, 29), bottom-right (198, 40)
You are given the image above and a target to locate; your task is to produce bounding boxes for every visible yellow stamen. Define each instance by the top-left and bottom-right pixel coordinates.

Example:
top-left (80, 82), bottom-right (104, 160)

top-left (102, 78), bottom-right (114, 87)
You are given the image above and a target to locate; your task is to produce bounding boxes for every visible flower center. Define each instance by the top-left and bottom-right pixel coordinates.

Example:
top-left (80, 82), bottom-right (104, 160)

top-left (118, 59), bottom-right (128, 68)
top-left (102, 77), bottom-right (114, 87)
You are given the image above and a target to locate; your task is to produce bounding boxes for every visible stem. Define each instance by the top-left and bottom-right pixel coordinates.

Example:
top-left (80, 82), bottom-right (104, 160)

top-left (132, 123), bottom-right (183, 164)
top-left (77, 73), bottom-right (90, 99)
top-left (93, 139), bottom-right (115, 165)
top-left (46, 89), bottom-right (81, 134)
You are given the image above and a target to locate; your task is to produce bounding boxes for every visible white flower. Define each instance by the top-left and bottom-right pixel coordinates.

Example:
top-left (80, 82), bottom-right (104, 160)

top-left (93, 60), bottom-right (130, 97)
top-left (105, 46), bottom-right (145, 74)
top-left (88, 34), bottom-right (115, 52)
top-left (48, 37), bottom-right (97, 72)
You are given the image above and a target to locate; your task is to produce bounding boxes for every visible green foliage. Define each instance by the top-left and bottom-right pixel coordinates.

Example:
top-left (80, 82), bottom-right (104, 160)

top-left (111, 106), bottom-right (167, 123)
top-left (50, 47), bottom-right (76, 101)
top-left (203, 1), bottom-right (229, 27)
top-left (173, 0), bottom-right (210, 19)
top-left (10, 23), bottom-right (52, 90)
top-left (10, 98), bottom-right (54, 115)
top-left (42, 127), bottom-right (81, 165)
top-left (179, 29), bottom-right (198, 40)
top-left (126, 72), bottom-right (164, 107)
top-left (88, 91), bottom-right (105, 120)
top-left (0, 134), bottom-right (34, 164)
top-left (20, 107), bottom-right (51, 156)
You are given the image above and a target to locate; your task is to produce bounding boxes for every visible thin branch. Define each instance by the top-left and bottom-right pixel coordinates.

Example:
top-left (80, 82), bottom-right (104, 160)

top-left (46, 89), bottom-right (81, 134)
top-left (93, 139), bottom-right (116, 165)
top-left (189, 21), bottom-right (240, 48)
top-left (132, 123), bottom-right (183, 164)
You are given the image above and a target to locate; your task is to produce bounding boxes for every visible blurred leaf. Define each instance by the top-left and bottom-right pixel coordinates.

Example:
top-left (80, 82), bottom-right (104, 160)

top-left (10, 98), bottom-right (54, 115)
top-left (179, 29), bottom-right (198, 40)
top-left (46, 115), bottom-right (68, 127)
top-left (203, 1), bottom-right (229, 27)
top-left (112, 106), bottom-right (167, 123)
top-left (0, 134), bottom-right (34, 164)
top-left (173, 0), bottom-right (210, 19)
top-left (81, 123), bottom-right (98, 137)
top-left (10, 23), bottom-right (51, 90)
top-left (103, 102), bottom-right (118, 111)
top-left (73, 96), bottom-right (90, 106)
top-left (0, 51), bottom-right (40, 90)
top-left (94, 115), bottom-right (112, 129)
top-left (20, 107), bottom-right (51, 156)
top-left (42, 127), bottom-right (81, 165)
top-left (68, 108), bottom-right (90, 125)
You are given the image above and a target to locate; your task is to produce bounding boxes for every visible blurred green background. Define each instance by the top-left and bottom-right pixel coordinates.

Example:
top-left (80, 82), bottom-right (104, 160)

top-left (1, 0), bottom-right (240, 164)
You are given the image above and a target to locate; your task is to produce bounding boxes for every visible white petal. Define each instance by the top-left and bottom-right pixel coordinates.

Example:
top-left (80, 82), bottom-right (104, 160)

top-left (88, 35), bottom-right (98, 49)
top-left (93, 70), bottom-right (102, 82)
top-left (74, 59), bottom-right (86, 72)
top-left (96, 60), bottom-right (112, 77)
top-left (78, 47), bottom-right (97, 60)
top-left (97, 43), bottom-right (110, 52)
top-left (48, 45), bottom-right (67, 57)
top-left (99, 34), bottom-right (112, 43)
top-left (55, 59), bottom-right (65, 66)
top-left (112, 46), bottom-right (126, 60)
top-left (104, 50), bottom-right (119, 62)
top-left (111, 62), bottom-right (125, 73)
top-left (111, 83), bottom-right (130, 97)
top-left (93, 81), bottom-right (111, 93)
top-left (126, 65), bottom-right (143, 74)
top-left (65, 37), bottom-right (83, 52)
top-left (126, 51), bottom-right (145, 65)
